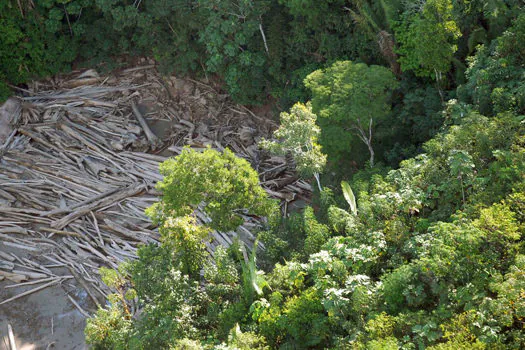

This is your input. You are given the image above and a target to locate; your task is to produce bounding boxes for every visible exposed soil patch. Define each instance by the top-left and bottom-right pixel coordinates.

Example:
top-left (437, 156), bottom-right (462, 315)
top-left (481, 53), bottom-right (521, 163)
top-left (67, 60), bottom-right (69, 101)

top-left (0, 247), bottom-right (89, 349)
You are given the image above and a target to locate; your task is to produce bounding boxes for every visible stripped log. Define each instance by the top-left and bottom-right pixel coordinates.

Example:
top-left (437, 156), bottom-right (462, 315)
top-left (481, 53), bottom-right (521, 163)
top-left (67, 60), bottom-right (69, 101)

top-left (131, 101), bottom-right (160, 148)
top-left (8, 324), bottom-right (17, 350)
top-left (0, 260), bottom-right (14, 270)
top-left (0, 251), bottom-right (15, 262)
top-left (51, 184), bottom-right (146, 229)
top-left (0, 279), bottom-right (61, 306)
top-left (0, 271), bottom-right (27, 283)
top-left (43, 187), bottom-right (120, 217)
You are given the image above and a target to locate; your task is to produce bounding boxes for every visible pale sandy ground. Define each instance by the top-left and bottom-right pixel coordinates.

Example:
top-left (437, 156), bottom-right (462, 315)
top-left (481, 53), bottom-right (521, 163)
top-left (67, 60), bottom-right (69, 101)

top-left (0, 246), bottom-right (90, 350)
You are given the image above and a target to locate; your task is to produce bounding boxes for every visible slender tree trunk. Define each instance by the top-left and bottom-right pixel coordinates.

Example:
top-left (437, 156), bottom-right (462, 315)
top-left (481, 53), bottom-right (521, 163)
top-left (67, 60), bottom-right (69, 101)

top-left (367, 141), bottom-right (375, 167)
top-left (259, 20), bottom-right (269, 55)
top-left (353, 118), bottom-right (375, 167)
top-left (313, 172), bottom-right (322, 192)
top-left (435, 69), bottom-right (445, 104)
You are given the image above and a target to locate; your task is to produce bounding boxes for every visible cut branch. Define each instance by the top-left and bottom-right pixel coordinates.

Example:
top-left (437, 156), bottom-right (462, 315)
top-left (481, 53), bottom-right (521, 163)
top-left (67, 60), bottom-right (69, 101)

top-left (131, 102), bottom-right (161, 148)
top-left (51, 184), bottom-right (146, 230)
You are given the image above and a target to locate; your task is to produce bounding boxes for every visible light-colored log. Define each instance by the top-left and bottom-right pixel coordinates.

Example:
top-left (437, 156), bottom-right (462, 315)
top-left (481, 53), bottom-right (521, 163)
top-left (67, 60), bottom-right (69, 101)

top-left (51, 184), bottom-right (145, 229)
top-left (0, 271), bottom-right (27, 283)
top-left (8, 324), bottom-right (16, 350)
top-left (0, 279), bottom-right (60, 306)
top-left (131, 102), bottom-right (160, 148)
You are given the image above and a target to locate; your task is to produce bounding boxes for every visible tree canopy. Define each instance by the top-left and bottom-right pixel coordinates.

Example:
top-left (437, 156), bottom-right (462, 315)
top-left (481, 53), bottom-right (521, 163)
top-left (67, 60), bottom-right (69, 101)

top-left (260, 102), bottom-right (326, 189)
top-left (305, 60), bottom-right (398, 165)
top-left (147, 147), bottom-right (277, 232)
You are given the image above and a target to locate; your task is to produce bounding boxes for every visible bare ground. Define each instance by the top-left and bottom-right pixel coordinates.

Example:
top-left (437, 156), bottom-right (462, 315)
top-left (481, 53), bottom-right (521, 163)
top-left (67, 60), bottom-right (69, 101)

top-left (0, 247), bottom-right (89, 349)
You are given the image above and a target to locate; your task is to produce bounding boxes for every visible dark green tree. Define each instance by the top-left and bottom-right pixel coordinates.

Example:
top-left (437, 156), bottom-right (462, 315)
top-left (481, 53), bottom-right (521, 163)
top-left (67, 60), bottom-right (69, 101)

top-left (393, 0), bottom-right (461, 98)
top-left (305, 60), bottom-right (398, 166)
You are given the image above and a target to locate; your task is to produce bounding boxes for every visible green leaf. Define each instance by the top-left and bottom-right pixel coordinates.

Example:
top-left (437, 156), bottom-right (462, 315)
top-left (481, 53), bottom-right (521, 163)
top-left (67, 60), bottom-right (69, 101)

top-left (341, 181), bottom-right (357, 215)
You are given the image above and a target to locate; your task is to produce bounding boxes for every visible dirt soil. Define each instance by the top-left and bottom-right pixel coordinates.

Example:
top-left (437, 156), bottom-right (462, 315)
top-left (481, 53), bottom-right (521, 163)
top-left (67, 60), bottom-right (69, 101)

top-left (0, 247), bottom-right (89, 350)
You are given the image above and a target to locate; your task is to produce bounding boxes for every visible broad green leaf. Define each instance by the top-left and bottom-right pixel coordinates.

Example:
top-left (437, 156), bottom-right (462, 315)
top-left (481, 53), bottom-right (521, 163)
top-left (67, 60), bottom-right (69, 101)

top-left (341, 181), bottom-right (357, 215)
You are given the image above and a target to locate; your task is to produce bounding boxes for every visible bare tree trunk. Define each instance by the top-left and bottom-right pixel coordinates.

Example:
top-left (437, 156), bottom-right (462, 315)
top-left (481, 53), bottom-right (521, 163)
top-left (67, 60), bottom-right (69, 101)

top-left (367, 117), bottom-right (374, 166)
top-left (378, 30), bottom-right (401, 77)
top-left (353, 118), bottom-right (375, 167)
top-left (313, 172), bottom-right (322, 192)
top-left (367, 141), bottom-right (375, 167)
top-left (435, 68), bottom-right (445, 104)
top-left (259, 20), bottom-right (269, 56)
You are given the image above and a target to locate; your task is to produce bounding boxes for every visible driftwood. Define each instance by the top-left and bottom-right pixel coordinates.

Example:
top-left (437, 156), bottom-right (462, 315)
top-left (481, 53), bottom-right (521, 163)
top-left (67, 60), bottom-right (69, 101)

top-left (0, 260), bottom-right (14, 270)
top-left (12, 270), bottom-right (47, 279)
top-left (67, 267), bottom-right (102, 308)
top-left (66, 293), bottom-right (91, 318)
top-left (51, 184), bottom-right (145, 230)
top-left (0, 271), bottom-right (28, 283)
top-left (0, 251), bottom-right (14, 262)
top-left (43, 187), bottom-right (121, 217)
top-left (5, 276), bottom-right (72, 289)
top-left (101, 219), bottom-right (152, 243)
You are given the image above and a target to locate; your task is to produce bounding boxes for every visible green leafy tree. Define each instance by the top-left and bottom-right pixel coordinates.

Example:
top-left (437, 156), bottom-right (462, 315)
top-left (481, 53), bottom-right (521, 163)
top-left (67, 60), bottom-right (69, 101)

top-left (347, 0), bottom-right (404, 75)
top-left (393, 0), bottom-right (461, 94)
top-left (85, 293), bottom-right (133, 349)
top-left (159, 215), bottom-right (210, 278)
top-left (260, 102), bottom-right (326, 191)
top-left (458, 13), bottom-right (525, 115)
top-left (447, 150), bottom-right (475, 205)
top-left (147, 147), bottom-right (277, 232)
top-left (197, 0), bottom-right (271, 104)
top-left (137, 0), bottom-right (202, 74)
top-left (228, 324), bottom-right (270, 350)
top-left (482, 255), bottom-right (525, 348)
top-left (305, 60), bottom-right (398, 166)
top-left (0, 0), bottom-right (78, 100)
top-left (302, 206), bottom-right (330, 256)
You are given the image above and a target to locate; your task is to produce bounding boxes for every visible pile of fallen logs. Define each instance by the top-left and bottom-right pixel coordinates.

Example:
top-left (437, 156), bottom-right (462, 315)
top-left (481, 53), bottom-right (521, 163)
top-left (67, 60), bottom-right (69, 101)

top-left (0, 66), bottom-right (311, 314)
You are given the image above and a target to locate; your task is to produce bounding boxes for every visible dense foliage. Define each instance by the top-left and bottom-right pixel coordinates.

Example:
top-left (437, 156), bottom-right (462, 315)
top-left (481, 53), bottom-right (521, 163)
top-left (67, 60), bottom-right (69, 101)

top-left (146, 147), bottom-right (277, 232)
top-left (2, 1), bottom-right (521, 112)
top-left (305, 61), bottom-right (398, 165)
top-left (260, 102), bottom-right (326, 191)
top-left (87, 108), bottom-right (524, 348)
top-left (3, 0), bottom-right (523, 349)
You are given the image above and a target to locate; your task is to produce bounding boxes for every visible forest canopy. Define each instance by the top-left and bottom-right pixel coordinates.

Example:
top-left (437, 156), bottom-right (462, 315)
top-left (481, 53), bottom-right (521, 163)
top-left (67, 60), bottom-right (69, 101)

top-left (1, 0), bottom-right (524, 349)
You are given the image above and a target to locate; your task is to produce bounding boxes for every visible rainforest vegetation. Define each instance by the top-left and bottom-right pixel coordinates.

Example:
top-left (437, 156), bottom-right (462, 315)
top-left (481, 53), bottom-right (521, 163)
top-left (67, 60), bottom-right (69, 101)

top-left (1, 0), bottom-right (524, 349)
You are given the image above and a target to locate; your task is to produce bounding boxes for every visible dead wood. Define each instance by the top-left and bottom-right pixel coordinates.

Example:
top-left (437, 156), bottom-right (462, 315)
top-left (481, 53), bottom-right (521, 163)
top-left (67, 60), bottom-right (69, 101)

top-left (8, 324), bottom-right (16, 350)
top-left (0, 66), bottom-right (311, 317)
top-left (131, 101), bottom-right (161, 148)
top-left (51, 184), bottom-right (145, 229)
top-left (0, 271), bottom-right (27, 283)
top-left (67, 267), bottom-right (102, 308)
top-left (0, 279), bottom-right (61, 306)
